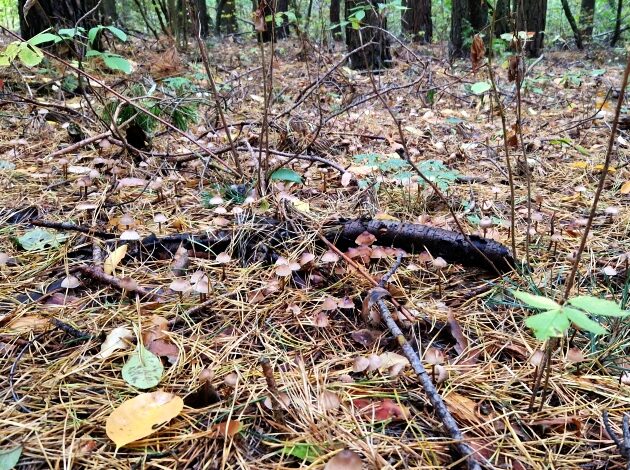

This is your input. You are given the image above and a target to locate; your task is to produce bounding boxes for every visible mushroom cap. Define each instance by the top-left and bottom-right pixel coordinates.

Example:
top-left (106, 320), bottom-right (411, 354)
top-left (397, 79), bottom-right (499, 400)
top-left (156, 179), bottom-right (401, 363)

top-left (119, 214), bottom-right (135, 226)
top-left (479, 217), bottom-right (494, 229)
top-left (119, 277), bottom-right (138, 291)
top-left (432, 257), bottom-right (448, 269)
top-left (120, 230), bottom-right (140, 241)
top-left (169, 278), bottom-right (190, 292)
top-left (605, 206), bottom-right (619, 216)
top-left (602, 266), bottom-right (618, 276)
top-left (216, 252), bottom-right (231, 264)
top-left (61, 275), bottom-right (81, 289)
top-left (193, 278), bottom-right (210, 293)
top-left (153, 213), bottom-right (168, 224)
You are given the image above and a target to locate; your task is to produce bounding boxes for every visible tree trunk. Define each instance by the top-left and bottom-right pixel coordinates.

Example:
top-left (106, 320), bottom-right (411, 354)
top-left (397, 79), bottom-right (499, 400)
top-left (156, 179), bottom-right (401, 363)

top-left (18, 0), bottom-right (101, 40)
top-left (101, 0), bottom-right (118, 23)
top-left (515, 0), bottom-right (547, 57)
top-left (330, 0), bottom-right (343, 40)
top-left (579, 0), bottom-right (595, 39)
top-left (493, 0), bottom-right (510, 36)
top-left (216, 0), bottom-right (238, 34)
top-left (345, 0), bottom-right (391, 69)
top-left (449, 0), bottom-right (470, 58)
top-left (258, 0), bottom-right (289, 42)
top-left (610, 0), bottom-right (623, 46)
top-left (468, 0), bottom-right (488, 32)
top-left (560, 0), bottom-right (583, 48)
top-left (195, 0), bottom-right (211, 37)
top-left (402, 0), bottom-right (432, 43)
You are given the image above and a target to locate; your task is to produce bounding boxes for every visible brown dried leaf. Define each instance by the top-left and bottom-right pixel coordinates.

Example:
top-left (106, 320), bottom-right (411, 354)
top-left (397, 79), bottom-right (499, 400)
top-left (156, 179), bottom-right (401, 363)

top-left (471, 34), bottom-right (485, 72)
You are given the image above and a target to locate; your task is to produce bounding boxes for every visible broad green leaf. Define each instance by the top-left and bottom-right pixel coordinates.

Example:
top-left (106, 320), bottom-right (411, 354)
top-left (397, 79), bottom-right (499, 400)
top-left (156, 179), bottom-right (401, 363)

top-left (591, 69), bottom-right (606, 77)
top-left (102, 54), bottom-right (132, 74)
top-left (568, 296), bottom-right (628, 317)
top-left (281, 442), bottom-right (323, 463)
top-left (564, 307), bottom-right (607, 335)
top-left (58, 28), bottom-right (82, 38)
top-left (0, 445), bottom-right (22, 470)
top-left (122, 345), bottom-right (164, 389)
top-left (88, 26), bottom-right (102, 46)
top-left (27, 32), bottom-right (61, 46)
top-left (525, 309), bottom-right (570, 340)
top-left (270, 168), bottom-right (303, 184)
top-left (17, 228), bottom-right (67, 251)
top-left (500, 33), bottom-right (514, 41)
top-left (105, 26), bottom-right (128, 42)
top-left (512, 290), bottom-right (561, 310)
top-left (471, 81), bottom-right (491, 95)
top-left (85, 50), bottom-right (102, 57)
top-left (354, 9), bottom-right (366, 21)
top-left (17, 45), bottom-right (43, 67)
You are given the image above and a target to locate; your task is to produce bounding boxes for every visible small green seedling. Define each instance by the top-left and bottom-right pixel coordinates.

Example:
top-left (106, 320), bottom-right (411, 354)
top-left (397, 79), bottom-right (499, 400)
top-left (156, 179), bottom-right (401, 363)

top-left (512, 290), bottom-right (630, 340)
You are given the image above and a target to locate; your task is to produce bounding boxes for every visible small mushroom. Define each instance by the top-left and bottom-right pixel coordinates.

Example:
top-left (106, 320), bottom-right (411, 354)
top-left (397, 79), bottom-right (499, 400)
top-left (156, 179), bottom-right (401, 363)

top-left (59, 158), bottom-right (69, 179)
top-left (479, 217), bottom-right (493, 237)
top-left (61, 275), bottom-right (80, 289)
top-left (119, 214), bottom-right (135, 230)
top-left (119, 277), bottom-right (138, 299)
top-left (431, 257), bottom-right (448, 297)
top-left (605, 206), bottom-right (619, 222)
top-left (169, 278), bottom-right (190, 301)
top-left (153, 213), bottom-right (168, 233)
top-left (216, 252), bottom-right (231, 280)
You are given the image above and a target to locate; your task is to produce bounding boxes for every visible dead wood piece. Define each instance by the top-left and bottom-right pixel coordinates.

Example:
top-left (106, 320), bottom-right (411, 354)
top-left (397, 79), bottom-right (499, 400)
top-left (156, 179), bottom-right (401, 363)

top-left (76, 265), bottom-right (161, 301)
top-left (336, 219), bottom-right (514, 272)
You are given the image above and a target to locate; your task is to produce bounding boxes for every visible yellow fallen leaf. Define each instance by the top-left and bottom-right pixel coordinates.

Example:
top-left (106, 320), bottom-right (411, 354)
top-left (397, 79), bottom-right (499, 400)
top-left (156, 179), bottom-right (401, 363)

top-left (104, 245), bottom-right (128, 275)
top-left (106, 391), bottom-right (183, 449)
top-left (374, 212), bottom-right (400, 221)
top-left (291, 198), bottom-right (310, 213)
top-left (594, 164), bottom-right (616, 173)
top-left (621, 181), bottom-right (630, 194)
top-left (571, 161), bottom-right (588, 169)
top-left (8, 315), bottom-right (50, 333)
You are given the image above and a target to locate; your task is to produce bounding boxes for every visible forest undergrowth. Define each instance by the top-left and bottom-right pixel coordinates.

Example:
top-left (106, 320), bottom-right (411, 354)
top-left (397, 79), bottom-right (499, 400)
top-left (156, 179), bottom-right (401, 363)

top-left (0, 35), bottom-right (629, 469)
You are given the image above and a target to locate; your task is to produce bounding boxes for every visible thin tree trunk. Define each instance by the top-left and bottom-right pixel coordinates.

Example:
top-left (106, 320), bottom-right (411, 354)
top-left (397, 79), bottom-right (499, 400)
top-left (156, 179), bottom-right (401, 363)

top-left (515, 0), bottom-right (547, 57)
top-left (195, 0), bottom-right (211, 37)
top-left (494, 0), bottom-right (510, 36)
top-left (610, 0), bottom-right (623, 46)
top-left (18, 0), bottom-right (101, 39)
top-left (152, 0), bottom-right (170, 35)
top-left (345, 0), bottom-right (391, 69)
top-left (101, 0), bottom-right (118, 23)
top-left (561, 0), bottom-right (584, 48)
top-left (579, 0), bottom-right (595, 39)
top-left (402, 0), bottom-right (432, 43)
top-left (330, 0), bottom-right (343, 40)
top-left (449, 0), bottom-right (469, 58)
top-left (216, 0), bottom-right (238, 34)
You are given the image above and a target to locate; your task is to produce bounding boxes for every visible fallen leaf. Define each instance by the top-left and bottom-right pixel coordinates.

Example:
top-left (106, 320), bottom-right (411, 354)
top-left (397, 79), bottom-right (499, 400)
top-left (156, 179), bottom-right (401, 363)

top-left (621, 181), bottom-right (630, 194)
top-left (319, 390), bottom-right (341, 411)
top-left (105, 391), bottom-right (183, 449)
top-left (350, 329), bottom-right (381, 348)
top-left (208, 419), bottom-right (242, 438)
top-left (122, 345), bottom-right (164, 389)
top-left (104, 245), bottom-right (128, 275)
top-left (7, 315), bottom-right (50, 333)
top-left (96, 326), bottom-right (133, 359)
top-left (0, 445), bottom-right (22, 470)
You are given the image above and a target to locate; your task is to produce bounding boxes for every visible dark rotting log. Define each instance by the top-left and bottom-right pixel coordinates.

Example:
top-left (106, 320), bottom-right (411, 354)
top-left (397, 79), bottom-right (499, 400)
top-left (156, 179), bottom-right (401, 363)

top-left (334, 218), bottom-right (514, 273)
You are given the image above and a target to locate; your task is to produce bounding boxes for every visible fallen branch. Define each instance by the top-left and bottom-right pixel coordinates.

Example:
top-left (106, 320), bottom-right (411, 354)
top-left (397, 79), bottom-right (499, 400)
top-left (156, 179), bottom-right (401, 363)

top-left (76, 265), bottom-right (161, 301)
top-left (335, 218), bottom-right (513, 272)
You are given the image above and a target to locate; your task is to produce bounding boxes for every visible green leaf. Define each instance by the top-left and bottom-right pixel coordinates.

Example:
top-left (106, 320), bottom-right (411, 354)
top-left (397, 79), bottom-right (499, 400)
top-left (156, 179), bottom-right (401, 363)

top-left (568, 296), bottom-right (628, 317)
top-left (500, 33), bottom-right (515, 42)
top-left (105, 26), bottom-right (128, 42)
top-left (281, 442), bottom-right (323, 463)
top-left (85, 50), bottom-right (102, 57)
top-left (27, 32), bottom-right (61, 46)
top-left (102, 54), bottom-right (132, 74)
top-left (122, 345), bottom-right (164, 389)
top-left (17, 228), bottom-right (67, 251)
top-left (525, 309), bottom-right (570, 340)
top-left (564, 307), bottom-right (607, 335)
top-left (591, 69), bottom-right (606, 77)
top-left (0, 446), bottom-right (22, 470)
top-left (471, 81), bottom-right (492, 95)
top-left (58, 28), bottom-right (82, 38)
top-left (354, 9), bottom-right (365, 21)
top-left (17, 45), bottom-right (44, 67)
top-left (88, 26), bottom-right (103, 46)
top-left (270, 168), bottom-right (303, 184)
top-left (512, 290), bottom-right (561, 310)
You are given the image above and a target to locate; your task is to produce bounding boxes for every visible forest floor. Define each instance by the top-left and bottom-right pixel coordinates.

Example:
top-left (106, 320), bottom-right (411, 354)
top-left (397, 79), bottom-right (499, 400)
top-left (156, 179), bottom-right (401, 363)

top-left (0, 35), bottom-right (629, 469)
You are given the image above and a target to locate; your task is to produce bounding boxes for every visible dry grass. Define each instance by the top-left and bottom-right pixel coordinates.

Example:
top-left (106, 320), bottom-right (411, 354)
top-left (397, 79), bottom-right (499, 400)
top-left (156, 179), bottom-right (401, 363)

top-left (0, 40), bottom-right (629, 469)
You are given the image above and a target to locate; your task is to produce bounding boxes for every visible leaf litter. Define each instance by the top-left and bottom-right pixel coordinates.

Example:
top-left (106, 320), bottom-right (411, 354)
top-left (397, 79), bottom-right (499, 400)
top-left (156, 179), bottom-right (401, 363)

top-left (0, 34), bottom-right (629, 469)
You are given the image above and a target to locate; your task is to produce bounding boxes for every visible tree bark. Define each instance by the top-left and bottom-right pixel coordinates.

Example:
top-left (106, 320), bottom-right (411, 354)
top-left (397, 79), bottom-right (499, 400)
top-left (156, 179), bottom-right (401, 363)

top-left (515, 0), bottom-right (547, 57)
top-left (402, 0), bottom-right (432, 43)
top-left (579, 0), bottom-right (595, 39)
top-left (330, 0), bottom-right (343, 40)
top-left (257, 0), bottom-right (289, 42)
top-left (345, 0), bottom-right (391, 69)
top-left (449, 0), bottom-right (470, 58)
top-left (494, 0), bottom-right (510, 36)
top-left (18, 0), bottom-right (101, 40)
top-left (610, 0), bottom-right (623, 46)
top-left (195, 0), bottom-right (211, 37)
top-left (216, 0), bottom-right (238, 34)
top-left (468, 0), bottom-right (488, 32)
top-left (560, 0), bottom-right (583, 49)
top-left (101, 0), bottom-right (118, 23)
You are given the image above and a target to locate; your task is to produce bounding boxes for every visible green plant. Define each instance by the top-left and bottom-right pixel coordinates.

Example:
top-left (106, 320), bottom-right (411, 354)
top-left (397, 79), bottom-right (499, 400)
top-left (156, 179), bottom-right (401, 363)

top-left (0, 26), bottom-right (131, 73)
top-left (512, 290), bottom-right (630, 340)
